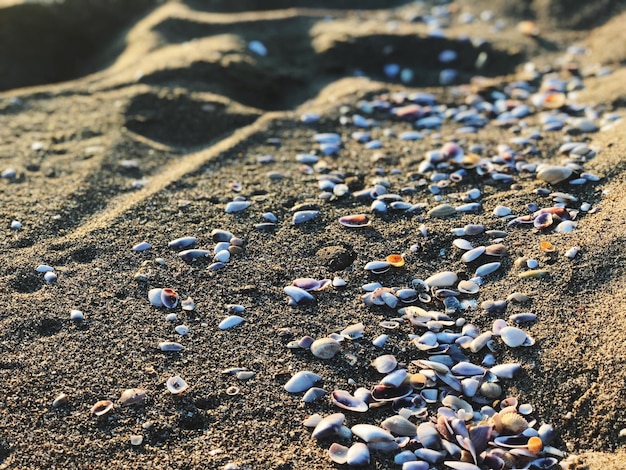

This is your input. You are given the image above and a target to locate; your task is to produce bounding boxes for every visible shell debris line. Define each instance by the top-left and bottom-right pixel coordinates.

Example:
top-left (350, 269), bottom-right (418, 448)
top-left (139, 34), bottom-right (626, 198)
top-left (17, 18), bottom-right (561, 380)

top-left (4, 1), bottom-right (626, 469)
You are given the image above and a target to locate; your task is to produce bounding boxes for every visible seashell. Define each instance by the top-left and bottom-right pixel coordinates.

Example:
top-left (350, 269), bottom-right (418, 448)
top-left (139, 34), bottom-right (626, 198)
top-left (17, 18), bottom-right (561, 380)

top-left (509, 313), bottom-right (537, 323)
top-left (340, 323), bottom-right (364, 340)
top-left (211, 229), bottom-right (234, 242)
top-left (492, 318), bottom-right (508, 335)
top-left (451, 362), bottom-right (486, 376)
top-left (538, 423), bottom-right (556, 445)
top-left (225, 200), bottom-right (250, 213)
top-left (396, 288), bottom-right (419, 303)
top-left (480, 382), bottom-right (502, 399)
top-left (381, 369), bottom-right (408, 387)
top-left (328, 443), bottom-right (349, 464)
top-left (372, 334), bottom-right (388, 347)
top-left (180, 297), bottom-right (195, 311)
top-left (52, 393), bottom-right (68, 408)
top-left (371, 384), bottom-right (413, 402)
top-left (425, 271), bottom-right (458, 287)
top-left (283, 286), bottom-right (315, 304)
top-left (346, 443), bottom-right (370, 466)
top-left (331, 390), bottom-right (368, 412)
top-left (475, 262), bottom-right (501, 278)
top-left (386, 254), bottom-right (405, 267)
top-left (555, 220), bottom-right (577, 232)
top-left (443, 461), bottom-right (482, 470)
top-left (119, 388), bottom-right (147, 406)
top-left (453, 239), bottom-right (474, 250)
top-left (339, 214), bottom-right (371, 228)
top-left (485, 243), bottom-right (509, 257)
top-left (70, 309), bottom-right (84, 321)
top-left (527, 436), bottom-right (543, 454)
top-left (493, 205), bottom-right (512, 217)
top-left (168, 237), bottom-right (196, 250)
top-left (417, 421), bottom-right (441, 449)
top-left (292, 210), bottom-right (319, 224)
top-left (364, 260), bottom-right (391, 274)
top-left (455, 203), bottom-right (481, 213)
top-left (310, 338), bottom-right (341, 359)
top-left (44, 271), bottom-right (57, 283)
top-left (457, 280), bottom-right (479, 294)
top-left (302, 387), bottom-right (326, 403)
top-left (381, 415), bottom-right (417, 437)
top-left (292, 278), bottom-right (329, 292)
top-left (500, 327), bottom-right (531, 347)
top-left (519, 403), bottom-right (533, 415)
top-left (462, 377), bottom-right (481, 397)
top-left (428, 204), bottom-right (457, 218)
top-left (160, 288), bottom-right (179, 309)
top-left (158, 342), bottom-right (183, 352)
top-left (371, 354), bottom-right (397, 373)
top-left (91, 400), bottom-right (114, 417)
top-left (218, 315), bottom-right (244, 330)
top-left (461, 246), bottom-right (485, 263)
top-left (214, 250), bottom-right (230, 263)
top-left (490, 363), bottom-right (521, 379)
top-left (500, 412), bottom-right (529, 434)
top-left (208, 261), bottom-right (225, 271)
top-left (311, 412), bottom-right (345, 439)
top-left (414, 448), bottom-right (446, 463)
top-left (284, 371), bottom-right (321, 393)
top-left (394, 450), bottom-right (417, 465)
top-left (236, 371), bottom-right (255, 381)
top-left (133, 241), bottom-right (151, 252)
top-left (518, 269), bottom-right (549, 278)
top-left (469, 331), bottom-right (493, 353)
top-left (351, 424), bottom-right (396, 446)
top-left (178, 249), bottom-right (210, 262)
top-left (403, 462), bottom-right (430, 470)
top-left (537, 166), bottom-right (572, 184)
top-left (565, 246), bottom-right (580, 259)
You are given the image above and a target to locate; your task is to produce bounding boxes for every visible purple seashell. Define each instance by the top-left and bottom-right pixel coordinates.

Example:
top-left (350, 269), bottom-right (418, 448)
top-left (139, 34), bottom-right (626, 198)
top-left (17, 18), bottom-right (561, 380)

top-left (371, 383), bottom-right (413, 402)
top-left (331, 390), bottom-right (368, 412)
top-left (534, 211), bottom-right (553, 229)
top-left (402, 462), bottom-right (429, 470)
top-left (178, 249), bottom-right (210, 262)
top-left (160, 288), bottom-right (179, 309)
top-left (469, 424), bottom-right (493, 454)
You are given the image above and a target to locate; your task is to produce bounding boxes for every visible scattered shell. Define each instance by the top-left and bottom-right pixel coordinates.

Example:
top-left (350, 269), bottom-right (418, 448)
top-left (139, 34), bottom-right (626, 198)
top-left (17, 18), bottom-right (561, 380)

top-left (339, 214), bottom-right (371, 228)
top-left (493, 206), bottom-right (512, 217)
top-left (381, 415), bottom-right (417, 436)
top-left (312, 412), bottom-right (345, 439)
top-left (293, 210), bottom-right (320, 224)
top-left (461, 246), bottom-right (486, 263)
top-left (158, 341), bottom-right (184, 352)
top-left (225, 200), bottom-right (251, 213)
top-left (340, 323), bottom-right (365, 340)
top-left (328, 443), bottom-right (349, 464)
top-left (178, 249), bottom-right (211, 262)
top-left (310, 338), bottom-right (341, 359)
top-left (119, 388), bottom-right (147, 406)
top-left (52, 393), bottom-right (68, 408)
top-left (500, 412), bottom-right (529, 434)
top-left (500, 327), bottom-right (532, 348)
top-left (371, 354), bottom-right (397, 374)
top-left (372, 334), bottom-right (388, 348)
top-left (537, 166), bottom-right (573, 184)
top-left (457, 280), bottom-right (479, 294)
top-left (168, 237), bottom-right (197, 250)
top-left (166, 376), bottom-right (188, 394)
top-left (475, 262), bottom-right (501, 278)
top-left (44, 271), bottom-right (57, 283)
top-left (160, 288), bottom-right (179, 309)
top-left (386, 254), bottom-right (405, 267)
top-left (428, 204), bottom-right (457, 218)
top-left (218, 315), bottom-right (244, 330)
top-left (70, 309), bottom-right (84, 321)
top-left (453, 239), bottom-right (474, 250)
top-left (331, 390), bottom-right (368, 413)
top-left (91, 400), bottom-right (114, 417)
top-left (130, 435), bottom-right (143, 446)
top-left (133, 241), bottom-right (152, 252)
top-left (425, 271), bottom-right (458, 287)
top-left (346, 442), bottom-right (370, 466)
top-left (284, 286), bottom-right (315, 304)
top-left (284, 371), bottom-right (321, 393)
top-left (302, 387), bottom-right (326, 403)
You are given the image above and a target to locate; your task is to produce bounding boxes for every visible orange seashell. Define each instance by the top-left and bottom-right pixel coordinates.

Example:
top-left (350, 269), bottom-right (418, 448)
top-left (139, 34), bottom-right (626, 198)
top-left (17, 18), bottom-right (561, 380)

top-left (386, 254), bottom-right (405, 267)
top-left (517, 20), bottom-right (539, 37)
top-left (528, 436), bottom-right (543, 454)
top-left (540, 241), bottom-right (555, 253)
top-left (543, 92), bottom-right (566, 109)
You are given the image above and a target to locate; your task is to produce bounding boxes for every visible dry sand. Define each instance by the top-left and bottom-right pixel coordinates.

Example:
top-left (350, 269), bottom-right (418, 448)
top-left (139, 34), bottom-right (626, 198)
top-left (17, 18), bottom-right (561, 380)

top-left (1, 1), bottom-right (626, 469)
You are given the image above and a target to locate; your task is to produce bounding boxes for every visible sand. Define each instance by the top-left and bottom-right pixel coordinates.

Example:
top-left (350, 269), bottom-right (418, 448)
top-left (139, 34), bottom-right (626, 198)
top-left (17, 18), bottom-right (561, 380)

top-left (1, 1), bottom-right (626, 469)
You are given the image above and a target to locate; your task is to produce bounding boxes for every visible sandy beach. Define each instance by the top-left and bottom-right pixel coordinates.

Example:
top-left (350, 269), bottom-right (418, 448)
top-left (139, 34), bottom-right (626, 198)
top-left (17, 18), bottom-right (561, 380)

top-left (1, 1), bottom-right (626, 469)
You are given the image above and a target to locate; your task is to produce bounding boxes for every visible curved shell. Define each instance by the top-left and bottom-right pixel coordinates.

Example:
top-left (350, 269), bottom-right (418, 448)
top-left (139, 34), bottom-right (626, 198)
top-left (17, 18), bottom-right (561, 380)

top-left (381, 415), bottom-right (417, 436)
top-left (461, 246), bottom-right (485, 263)
top-left (428, 204), bottom-right (457, 218)
top-left (311, 412), bottom-right (345, 439)
top-left (148, 288), bottom-right (164, 307)
top-left (160, 288), bottom-right (179, 309)
top-left (166, 376), bottom-right (188, 394)
top-left (328, 443), bottom-right (349, 464)
top-left (168, 236), bottom-right (197, 250)
top-left (500, 326), bottom-right (530, 348)
top-left (119, 388), bottom-right (147, 406)
top-left (371, 354), bottom-right (397, 373)
top-left (91, 400), bottom-right (114, 417)
top-left (371, 383), bottom-right (413, 402)
top-left (364, 260), bottom-right (391, 274)
top-left (537, 165), bottom-right (572, 184)
top-left (347, 442), bottom-right (370, 466)
top-left (331, 390), bottom-right (368, 413)
top-left (218, 315), bottom-right (244, 330)
top-left (302, 387), bottom-right (326, 403)
top-left (500, 412), bottom-right (529, 434)
top-left (292, 210), bottom-right (320, 224)
top-left (284, 371), bottom-right (321, 393)
top-left (283, 286), bottom-right (315, 304)
top-left (310, 338), bottom-right (341, 359)
top-left (339, 214), bottom-right (371, 228)
top-left (179, 249), bottom-right (211, 262)
top-left (475, 262), bottom-right (501, 278)
top-left (425, 271), bottom-right (458, 287)
top-left (158, 341), bottom-right (183, 352)
top-left (351, 424), bottom-right (395, 444)
top-left (457, 280), bottom-right (480, 294)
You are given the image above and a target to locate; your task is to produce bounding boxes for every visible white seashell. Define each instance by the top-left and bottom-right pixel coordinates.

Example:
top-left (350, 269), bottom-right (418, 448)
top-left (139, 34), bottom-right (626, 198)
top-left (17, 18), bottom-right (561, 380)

top-left (310, 338), bottom-right (341, 359)
top-left (70, 309), bottom-right (84, 321)
top-left (555, 220), bottom-right (577, 232)
top-left (499, 326), bottom-right (529, 348)
top-left (332, 277), bottom-right (347, 288)
top-left (158, 342), bottom-right (183, 352)
top-left (284, 286), bottom-right (315, 303)
top-left (302, 387), bottom-right (326, 403)
top-left (346, 442), bottom-right (370, 466)
top-left (493, 205), bottom-right (512, 217)
top-left (371, 354), bottom-right (397, 373)
top-left (537, 165), bottom-right (573, 184)
top-left (44, 272), bottom-right (57, 283)
top-left (119, 388), bottom-right (147, 406)
top-left (52, 393), bottom-right (68, 408)
top-left (292, 210), bottom-right (320, 224)
top-left (475, 262), bottom-right (501, 278)
top-left (380, 369), bottom-right (408, 387)
top-left (225, 200), bottom-right (251, 213)
top-left (351, 424), bottom-right (397, 450)
top-left (428, 204), bottom-right (457, 218)
top-left (372, 334), bottom-right (388, 348)
top-left (452, 238), bottom-right (474, 250)
top-left (425, 271), bottom-right (458, 287)
top-left (457, 280), bottom-right (479, 294)
top-left (168, 237), bottom-right (196, 250)
top-left (36, 264), bottom-right (54, 273)
top-left (10, 220), bottom-right (22, 230)
top-left (181, 297), bottom-right (195, 311)
top-left (328, 443), bottom-right (349, 464)
top-left (130, 435), bottom-right (143, 446)
top-left (166, 376), bottom-right (188, 394)
top-left (565, 246), bottom-right (580, 259)
top-left (490, 363), bottom-right (521, 379)
top-left (381, 415), bottom-right (417, 437)
top-left (461, 246), bottom-right (486, 263)
top-left (166, 313), bottom-right (177, 322)
top-left (214, 249), bottom-right (231, 263)
top-left (175, 325), bottom-right (189, 335)
top-left (469, 331), bottom-right (492, 353)
top-left (331, 390), bottom-right (368, 412)
top-left (132, 241), bottom-right (152, 252)
top-left (284, 371), bottom-right (321, 393)
top-left (519, 403), bottom-right (533, 415)
top-left (148, 288), bottom-right (164, 307)
top-left (312, 412), bottom-right (345, 439)
top-left (218, 315), bottom-right (244, 330)
top-left (340, 322), bottom-right (364, 340)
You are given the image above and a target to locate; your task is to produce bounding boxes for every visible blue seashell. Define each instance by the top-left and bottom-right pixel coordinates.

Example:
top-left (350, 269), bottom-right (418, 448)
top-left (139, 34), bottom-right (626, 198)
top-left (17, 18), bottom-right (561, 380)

top-left (295, 153), bottom-right (318, 164)
top-left (320, 143), bottom-right (340, 155)
top-left (132, 241), bottom-right (152, 252)
top-left (351, 131), bottom-right (370, 142)
top-left (225, 200), bottom-right (250, 213)
top-left (365, 140), bottom-right (382, 149)
top-left (313, 133), bottom-right (341, 144)
top-left (399, 131), bottom-right (423, 141)
top-left (300, 112), bottom-right (319, 123)
top-left (158, 341), bottom-right (183, 352)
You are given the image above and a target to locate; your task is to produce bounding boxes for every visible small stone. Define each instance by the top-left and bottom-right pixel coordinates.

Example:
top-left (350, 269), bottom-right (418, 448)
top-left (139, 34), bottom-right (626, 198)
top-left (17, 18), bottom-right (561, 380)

top-left (316, 245), bottom-right (356, 271)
